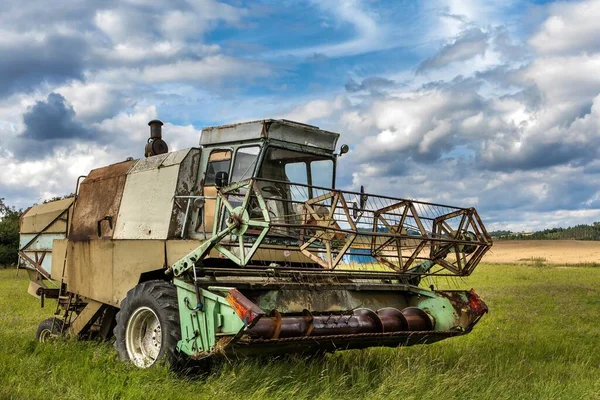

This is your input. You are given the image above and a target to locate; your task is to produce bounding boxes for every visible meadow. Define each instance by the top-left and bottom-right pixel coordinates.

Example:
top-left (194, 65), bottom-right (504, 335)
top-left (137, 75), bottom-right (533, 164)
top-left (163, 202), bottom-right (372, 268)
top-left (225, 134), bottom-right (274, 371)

top-left (1, 261), bottom-right (599, 400)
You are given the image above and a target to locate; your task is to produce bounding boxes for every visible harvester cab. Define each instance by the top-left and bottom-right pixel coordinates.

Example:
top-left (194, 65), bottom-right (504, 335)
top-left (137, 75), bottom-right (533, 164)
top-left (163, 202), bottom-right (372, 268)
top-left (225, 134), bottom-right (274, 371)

top-left (19, 119), bottom-right (493, 369)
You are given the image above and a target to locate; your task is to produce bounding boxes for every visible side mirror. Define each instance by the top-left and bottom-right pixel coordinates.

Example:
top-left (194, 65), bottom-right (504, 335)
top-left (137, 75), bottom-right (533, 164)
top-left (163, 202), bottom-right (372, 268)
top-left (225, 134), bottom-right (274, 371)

top-left (339, 144), bottom-right (350, 156)
top-left (215, 171), bottom-right (229, 188)
top-left (360, 185), bottom-right (368, 210)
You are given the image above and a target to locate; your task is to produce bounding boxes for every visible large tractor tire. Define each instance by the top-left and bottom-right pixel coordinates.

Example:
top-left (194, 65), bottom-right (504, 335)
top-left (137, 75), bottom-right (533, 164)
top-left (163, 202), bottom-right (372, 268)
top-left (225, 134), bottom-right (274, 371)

top-left (114, 280), bottom-right (182, 369)
top-left (36, 317), bottom-right (65, 342)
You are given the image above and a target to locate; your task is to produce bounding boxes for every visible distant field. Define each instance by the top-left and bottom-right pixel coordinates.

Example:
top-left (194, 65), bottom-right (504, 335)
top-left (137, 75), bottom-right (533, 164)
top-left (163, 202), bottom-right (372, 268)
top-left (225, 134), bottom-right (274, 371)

top-left (483, 240), bottom-right (600, 265)
top-left (1, 264), bottom-right (600, 400)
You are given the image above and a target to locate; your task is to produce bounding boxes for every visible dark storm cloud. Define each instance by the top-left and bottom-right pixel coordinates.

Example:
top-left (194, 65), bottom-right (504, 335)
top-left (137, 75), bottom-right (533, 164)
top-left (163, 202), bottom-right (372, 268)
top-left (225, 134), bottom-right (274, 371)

top-left (480, 139), bottom-right (600, 173)
top-left (8, 93), bottom-right (98, 160)
top-left (0, 0), bottom-right (249, 98)
top-left (22, 93), bottom-right (94, 141)
top-left (0, 35), bottom-right (89, 96)
top-left (0, 0), bottom-right (100, 97)
top-left (417, 28), bottom-right (490, 73)
top-left (0, 0), bottom-right (97, 30)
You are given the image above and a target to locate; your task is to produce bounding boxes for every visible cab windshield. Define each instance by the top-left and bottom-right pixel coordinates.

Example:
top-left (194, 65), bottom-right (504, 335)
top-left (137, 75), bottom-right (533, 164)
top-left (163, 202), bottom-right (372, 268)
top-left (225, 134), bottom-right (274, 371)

top-left (259, 147), bottom-right (334, 189)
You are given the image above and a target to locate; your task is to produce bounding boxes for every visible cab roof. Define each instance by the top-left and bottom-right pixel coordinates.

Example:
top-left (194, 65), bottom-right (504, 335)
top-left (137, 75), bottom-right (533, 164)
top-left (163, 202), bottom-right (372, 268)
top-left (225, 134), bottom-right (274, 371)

top-left (200, 119), bottom-right (340, 152)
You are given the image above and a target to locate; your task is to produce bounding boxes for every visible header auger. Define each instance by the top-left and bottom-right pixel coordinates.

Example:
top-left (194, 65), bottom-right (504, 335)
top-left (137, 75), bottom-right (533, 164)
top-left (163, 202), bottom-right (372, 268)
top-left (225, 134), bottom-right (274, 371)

top-left (19, 119), bottom-right (492, 370)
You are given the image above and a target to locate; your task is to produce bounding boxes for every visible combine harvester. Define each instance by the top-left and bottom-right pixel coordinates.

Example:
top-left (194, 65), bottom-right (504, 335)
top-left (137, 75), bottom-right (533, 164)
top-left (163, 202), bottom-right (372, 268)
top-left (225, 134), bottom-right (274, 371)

top-left (19, 119), bottom-right (492, 369)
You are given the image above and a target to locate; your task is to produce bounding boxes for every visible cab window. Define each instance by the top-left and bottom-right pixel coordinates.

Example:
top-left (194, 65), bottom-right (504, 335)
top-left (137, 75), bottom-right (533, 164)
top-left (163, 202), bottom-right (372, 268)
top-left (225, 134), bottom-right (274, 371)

top-left (205, 150), bottom-right (231, 185)
top-left (310, 159), bottom-right (334, 189)
top-left (231, 146), bottom-right (260, 182)
top-left (284, 162), bottom-right (308, 185)
top-left (260, 147), bottom-right (334, 188)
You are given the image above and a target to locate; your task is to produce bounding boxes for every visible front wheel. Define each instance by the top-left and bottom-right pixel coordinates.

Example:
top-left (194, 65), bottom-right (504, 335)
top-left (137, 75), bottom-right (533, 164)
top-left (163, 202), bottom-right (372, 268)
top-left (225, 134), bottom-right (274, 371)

top-left (114, 280), bottom-right (182, 369)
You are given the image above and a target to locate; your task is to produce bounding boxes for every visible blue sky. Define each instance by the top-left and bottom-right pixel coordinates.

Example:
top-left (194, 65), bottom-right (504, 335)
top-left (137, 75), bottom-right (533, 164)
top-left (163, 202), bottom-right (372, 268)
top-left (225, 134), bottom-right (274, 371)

top-left (1, 0), bottom-right (600, 232)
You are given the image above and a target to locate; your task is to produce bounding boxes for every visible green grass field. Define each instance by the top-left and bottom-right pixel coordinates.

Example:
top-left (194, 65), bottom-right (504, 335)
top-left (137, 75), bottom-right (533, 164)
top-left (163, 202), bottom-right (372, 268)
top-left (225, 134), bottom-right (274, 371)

top-left (1, 264), bottom-right (599, 400)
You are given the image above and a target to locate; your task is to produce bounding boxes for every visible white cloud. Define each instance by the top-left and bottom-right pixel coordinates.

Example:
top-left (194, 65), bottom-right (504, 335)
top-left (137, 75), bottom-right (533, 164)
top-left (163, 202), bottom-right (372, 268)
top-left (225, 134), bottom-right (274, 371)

top-left (278, 95), bottom-right (349, 122)
top-left (529, 0), bottom-right (600, 56)
top-left (4, 0), bottom-right (600, 232)
top-left (94, 105), bottom-right (201, 154)
top-left (94, 1), bottom-right (246, 64)
top-left (138, 56), bottom-right (270, 84)
top-left (55, 80), bottom-right (130, 121)
top-left (523, 54), bottom-right (600, 106)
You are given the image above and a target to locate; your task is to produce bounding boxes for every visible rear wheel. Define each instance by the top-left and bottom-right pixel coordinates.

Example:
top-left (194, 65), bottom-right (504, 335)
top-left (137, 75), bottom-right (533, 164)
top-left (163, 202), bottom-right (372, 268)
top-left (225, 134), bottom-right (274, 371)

top-left (36, 317), bottom-right (65, 342)
top-left (114, 280), bottom-right (181, 369)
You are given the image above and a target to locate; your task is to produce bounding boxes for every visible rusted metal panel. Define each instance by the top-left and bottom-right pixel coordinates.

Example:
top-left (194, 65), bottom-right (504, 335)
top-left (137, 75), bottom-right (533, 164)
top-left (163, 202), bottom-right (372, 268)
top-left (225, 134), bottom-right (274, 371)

top-left (200, 119), bottom-right (340, 152)
top-left (227, 330), bottom-right (462, 357)
top-left (251, 288), bottom-right (410, 314)
top-left (69, 160), bottom-right (135, 241)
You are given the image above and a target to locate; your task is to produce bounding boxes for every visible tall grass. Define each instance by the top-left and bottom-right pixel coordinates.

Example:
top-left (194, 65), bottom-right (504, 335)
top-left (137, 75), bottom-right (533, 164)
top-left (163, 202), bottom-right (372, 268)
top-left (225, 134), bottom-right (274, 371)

top-left (1, 264), bottom-right (599, 400)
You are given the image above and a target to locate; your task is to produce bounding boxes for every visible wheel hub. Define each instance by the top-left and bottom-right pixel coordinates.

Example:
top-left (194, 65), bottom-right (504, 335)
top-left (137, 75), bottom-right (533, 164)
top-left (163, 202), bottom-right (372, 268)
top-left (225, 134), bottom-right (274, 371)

top-left (125, 306), bottom-right (162, 368)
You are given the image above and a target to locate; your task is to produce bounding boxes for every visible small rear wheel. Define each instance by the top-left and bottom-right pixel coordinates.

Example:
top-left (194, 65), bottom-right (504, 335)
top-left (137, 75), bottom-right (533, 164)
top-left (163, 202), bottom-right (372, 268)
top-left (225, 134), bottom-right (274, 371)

top-left (36, 317), bottom-right (65, 342)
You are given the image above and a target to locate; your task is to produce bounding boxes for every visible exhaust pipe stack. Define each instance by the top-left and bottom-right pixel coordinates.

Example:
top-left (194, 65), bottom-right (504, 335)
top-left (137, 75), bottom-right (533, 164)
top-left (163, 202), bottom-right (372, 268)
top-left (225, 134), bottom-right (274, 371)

top-left (145, 119), bottom-right (169, 157)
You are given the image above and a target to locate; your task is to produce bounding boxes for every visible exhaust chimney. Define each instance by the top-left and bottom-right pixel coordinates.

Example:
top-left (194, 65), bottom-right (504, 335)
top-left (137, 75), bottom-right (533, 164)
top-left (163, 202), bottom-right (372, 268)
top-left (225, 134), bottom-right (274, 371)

top-left (149, 119), bottom-right (163, 139)
top-left (145, 119), bottom-right (168, 157)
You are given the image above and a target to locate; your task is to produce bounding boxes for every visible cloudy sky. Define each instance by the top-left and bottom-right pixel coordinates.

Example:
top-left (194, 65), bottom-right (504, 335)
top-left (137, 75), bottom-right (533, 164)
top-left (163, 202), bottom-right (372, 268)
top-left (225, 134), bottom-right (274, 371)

top-left (1, 0), bottom-right (600, 231)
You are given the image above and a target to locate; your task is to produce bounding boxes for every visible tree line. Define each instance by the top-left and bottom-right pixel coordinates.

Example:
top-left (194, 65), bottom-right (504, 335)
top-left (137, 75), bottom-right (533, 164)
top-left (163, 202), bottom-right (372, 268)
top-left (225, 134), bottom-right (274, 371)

top-left (0, 198), bottom-right (22, 266)
top-left (490, 222), bottom-right (600, 241)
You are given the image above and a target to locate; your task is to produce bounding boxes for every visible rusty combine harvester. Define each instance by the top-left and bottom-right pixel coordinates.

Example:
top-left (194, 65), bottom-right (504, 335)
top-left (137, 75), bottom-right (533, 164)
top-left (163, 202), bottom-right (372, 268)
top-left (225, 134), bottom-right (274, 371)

top-left (19, 119), bottom-right (492, 369)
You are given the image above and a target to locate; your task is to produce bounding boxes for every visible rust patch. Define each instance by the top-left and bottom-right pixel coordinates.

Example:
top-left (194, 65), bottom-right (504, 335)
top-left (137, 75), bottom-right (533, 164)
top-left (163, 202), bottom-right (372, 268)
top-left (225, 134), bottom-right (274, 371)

top-left (70, 160), bottom-right (136, 241)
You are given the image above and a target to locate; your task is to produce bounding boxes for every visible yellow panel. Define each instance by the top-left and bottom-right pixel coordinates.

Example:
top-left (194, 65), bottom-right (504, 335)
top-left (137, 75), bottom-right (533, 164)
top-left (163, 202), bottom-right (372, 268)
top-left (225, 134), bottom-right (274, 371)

top-left (20, 198), bottom-right (73, 234)
top-left (66, 240), bottom-right (114, 305)
top-left (112, 240), bottom-right (165, 306)
top-left (201, 186), bottom-right (218, 232)
top-left (250, 247), bottom-right (314, 264)
top-left (209, 150), bottom-right (231, 162)
top-left (71, 300), bottom-right (103, 335)
top-left (50, 239), bottom-right (69, 280)
top-left (166, 240), bottom-right (202, 266)
top-left (64, 240), bottom-right (167, 307)
top-left (165, 239), bottom-right (314, 267)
